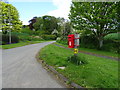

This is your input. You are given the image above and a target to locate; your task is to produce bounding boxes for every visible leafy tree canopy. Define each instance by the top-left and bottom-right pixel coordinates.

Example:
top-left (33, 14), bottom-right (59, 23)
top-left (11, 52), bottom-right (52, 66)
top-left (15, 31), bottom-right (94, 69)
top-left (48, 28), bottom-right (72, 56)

top-left (69, 2), bottom-right (119, 48)
top-left (33, 15), bottom-right (60, 34)
top-left (0, 1), bottom-right (22, 34)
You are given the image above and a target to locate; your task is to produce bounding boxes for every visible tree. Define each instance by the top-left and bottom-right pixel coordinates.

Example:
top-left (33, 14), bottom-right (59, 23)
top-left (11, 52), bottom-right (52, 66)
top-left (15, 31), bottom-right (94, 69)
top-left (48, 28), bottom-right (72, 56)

top-left (56, 17), bottom-right (72, 37)
top-left (0, 1), bottom-right (22, 34)
top-left (63, 21), bottom-right (72, 36)
top-left (69, 2), bottom-right (119, 49)
top-left (28, 16), bottom-right (37, 30)
top-left (33, 17), bottom-right (43, 31)
top-left (116, 2), bottom-right (120, 31)
top-left (33, 15), bottom-right (58, 34)
top-left (42, 15), bottom-right (58, 34)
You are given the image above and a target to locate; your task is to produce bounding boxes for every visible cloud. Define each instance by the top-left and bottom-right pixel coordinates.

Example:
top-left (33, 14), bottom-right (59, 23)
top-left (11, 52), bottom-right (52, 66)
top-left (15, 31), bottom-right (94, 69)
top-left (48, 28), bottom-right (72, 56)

top-left (47, 0), bottom-right (72, 19)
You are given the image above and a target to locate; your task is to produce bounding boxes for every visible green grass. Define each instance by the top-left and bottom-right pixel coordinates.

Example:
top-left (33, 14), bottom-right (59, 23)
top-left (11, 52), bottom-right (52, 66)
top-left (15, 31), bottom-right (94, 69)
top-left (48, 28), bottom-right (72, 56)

top-left (54, 42), bottom-right (118, 58)
top-left (39, 44), bottom-right (118, 88)
top-left (1, 41), bottom-right (47, 49)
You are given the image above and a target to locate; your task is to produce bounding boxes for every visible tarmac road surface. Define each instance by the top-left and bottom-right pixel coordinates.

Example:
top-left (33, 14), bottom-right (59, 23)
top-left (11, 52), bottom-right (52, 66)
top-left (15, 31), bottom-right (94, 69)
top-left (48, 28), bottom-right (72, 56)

top-left (2, 41), bottom-right (66, 88)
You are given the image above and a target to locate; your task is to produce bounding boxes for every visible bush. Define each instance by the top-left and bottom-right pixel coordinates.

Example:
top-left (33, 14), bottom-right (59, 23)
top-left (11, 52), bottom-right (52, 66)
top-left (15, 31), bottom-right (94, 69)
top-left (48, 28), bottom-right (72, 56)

top-left (11, 32), bottom-right (33, 41)
top-left (30, 36), bottom-right (44, 41)
top-left (56, 36), bottom-right (68, 45)
top-left (67, 55), bottom-right (88, 65)
top-left (21, 27), bottom-right (45, 36)
top-left (9, 32), bottom-right (44, 41)
top-left (102, 39), bottom-right (120, 53)
top-left (41, 35), bottom-right (56, 40)
top-left (104, 33), bottom-right (120, 40)
top-left (21, 27), bottom-right (34, 35)
top-left (1, 34), bottom-right (19, 45)
top-left (80, 35), bottom-right (98, 49)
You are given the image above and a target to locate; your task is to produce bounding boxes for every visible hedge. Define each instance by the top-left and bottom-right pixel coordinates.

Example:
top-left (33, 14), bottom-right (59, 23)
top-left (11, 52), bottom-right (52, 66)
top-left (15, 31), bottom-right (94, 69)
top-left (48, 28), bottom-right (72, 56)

top-left (41, 35), bottom-right (56, 40)
top-left (1, 34), bottom-right (19, 45)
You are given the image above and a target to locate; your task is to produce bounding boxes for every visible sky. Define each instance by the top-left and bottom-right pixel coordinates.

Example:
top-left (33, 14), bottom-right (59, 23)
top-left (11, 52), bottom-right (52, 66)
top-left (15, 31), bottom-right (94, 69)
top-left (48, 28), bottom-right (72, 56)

top-left (8, 0), bottom-right (72, 25)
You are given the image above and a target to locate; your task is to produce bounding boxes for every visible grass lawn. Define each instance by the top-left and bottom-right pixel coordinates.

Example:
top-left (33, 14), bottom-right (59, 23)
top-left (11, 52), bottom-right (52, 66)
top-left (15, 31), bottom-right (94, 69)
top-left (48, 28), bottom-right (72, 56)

top-left (39, 44), bottom-right (118, 88)
top-left (0, 41), bottom-right (48, 49)
top-left (54, 42), bottom-right (118, 58)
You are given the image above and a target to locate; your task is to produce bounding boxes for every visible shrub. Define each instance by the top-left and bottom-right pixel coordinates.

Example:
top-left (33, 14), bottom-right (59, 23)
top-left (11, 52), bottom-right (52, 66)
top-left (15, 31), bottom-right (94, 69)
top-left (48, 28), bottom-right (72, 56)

top-left (21, 27), bottom-right (45, 36)
top-left (11, 32), bottom-right (33, 41)
top-left (21, 27), bottom-right (34, 35)
top-left (102, 39), bottom-right (120, 53)
top-left (80, 35), bottom-right (98, 49)
top-left (41, 35), bottom-right (56, 40)
top-left (10, 32), bottom-right (44, 41)
top-left (104, 33), bottom-right (120, 40)
top-left (1, 34), bottom-right (19, 45)
top-left (30, 36), bottom-right (44, 41)
top-left (11, 35), bottom-right (19, 43)
top-left (56, 36), bottom-right (68, 45)
top-left (67, 55), bottom-right (88, 65)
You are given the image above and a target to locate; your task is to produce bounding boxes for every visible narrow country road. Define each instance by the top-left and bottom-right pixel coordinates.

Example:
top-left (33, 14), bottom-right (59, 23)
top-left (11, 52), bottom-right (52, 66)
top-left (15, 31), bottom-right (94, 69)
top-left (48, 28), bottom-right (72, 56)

top-left (2, 41), bottom-right (65, 88)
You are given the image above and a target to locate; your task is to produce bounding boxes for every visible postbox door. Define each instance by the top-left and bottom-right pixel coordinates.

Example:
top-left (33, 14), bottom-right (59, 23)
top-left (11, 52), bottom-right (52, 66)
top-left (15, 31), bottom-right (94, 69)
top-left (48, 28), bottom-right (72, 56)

top-left (68, 40), bottom-right (72, 48)
top-left (68, 34), bottom-right (74, 48)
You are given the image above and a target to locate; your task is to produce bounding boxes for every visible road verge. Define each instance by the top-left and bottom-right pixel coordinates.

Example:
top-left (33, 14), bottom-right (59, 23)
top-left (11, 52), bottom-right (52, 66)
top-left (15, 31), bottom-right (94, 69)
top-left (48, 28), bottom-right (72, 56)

top-left (35, 48), bottom-right (85, 89)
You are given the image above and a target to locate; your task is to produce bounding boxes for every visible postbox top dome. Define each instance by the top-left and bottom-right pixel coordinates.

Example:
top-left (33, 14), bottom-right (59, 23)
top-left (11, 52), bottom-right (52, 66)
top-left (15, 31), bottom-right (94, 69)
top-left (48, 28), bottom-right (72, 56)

top-left (68, 34), bottom-right (74, 37)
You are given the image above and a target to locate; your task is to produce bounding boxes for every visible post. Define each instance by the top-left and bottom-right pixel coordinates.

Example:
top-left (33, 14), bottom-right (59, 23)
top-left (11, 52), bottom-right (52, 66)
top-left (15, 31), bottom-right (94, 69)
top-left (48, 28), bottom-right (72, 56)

top-left (9, 28), bottom-right (11, 44)
top-left (74, 33), bottom-right (79, 56)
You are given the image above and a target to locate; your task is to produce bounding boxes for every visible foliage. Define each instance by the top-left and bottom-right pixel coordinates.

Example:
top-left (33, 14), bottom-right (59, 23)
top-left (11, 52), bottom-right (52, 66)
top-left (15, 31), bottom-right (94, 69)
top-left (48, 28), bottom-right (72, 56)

top-left (11, 32), bottom-right (30, 41)
top-left (79, 33), bottom-right (119, 53)
top-left (69, 2), bottom-right (119, 49)
top-left (33, 15), bottom-right (58, 35)
top-left (21, 27), bottom-right (33, 35)
top-left (21, 27), bottom-right (41, 36)
top-left (39, 44), bottom-right (118, 88)
top-left (67, 55), bottom-right (87, 65)
top-left (33, 17), bottom-right (43, 31)
top-left (62, 21), bottom-right (72, 36)
top-left (28, 17), bottom-right (37, 30)
top-left (41, 34), bottom-right (56, 40)
top-left (104, 32), bottom-right (120, 40)
top-left (80, 35), bottom-right (98, 49)
top-left (42, 15), bottom-right (58, 34)
top-left (51, 29), bottom-right (59, 37)
top-left (1, 34), bottom-right (19, 45)
top-left (33, 16), bottom-right (72, 37)
top-left (11, 32), bottom-right (43, 41)
top-left (56, 36), bottom-right (68, 45)
top-left (102, 39), bottom-right (120, 54)
top-left (0, 1), bottom-right (22, 33)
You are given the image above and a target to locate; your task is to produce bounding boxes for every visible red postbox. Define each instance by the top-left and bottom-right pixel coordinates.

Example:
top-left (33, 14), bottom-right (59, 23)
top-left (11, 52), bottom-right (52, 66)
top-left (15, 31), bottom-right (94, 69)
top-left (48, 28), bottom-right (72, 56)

top-left (68, 34), bottom-right (74, 48)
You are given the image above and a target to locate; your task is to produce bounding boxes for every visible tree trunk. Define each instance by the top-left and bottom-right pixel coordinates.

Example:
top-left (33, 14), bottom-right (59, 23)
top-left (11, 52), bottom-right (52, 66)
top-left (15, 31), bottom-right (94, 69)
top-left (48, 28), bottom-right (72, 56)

top-left (99, 38), bottom-right (103, 49)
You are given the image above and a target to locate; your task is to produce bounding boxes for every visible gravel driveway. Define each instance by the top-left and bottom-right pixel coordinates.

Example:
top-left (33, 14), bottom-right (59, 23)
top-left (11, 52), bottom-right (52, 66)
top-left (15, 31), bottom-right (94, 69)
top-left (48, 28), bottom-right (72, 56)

top-left (2, 41), bottom-right (65, 88)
